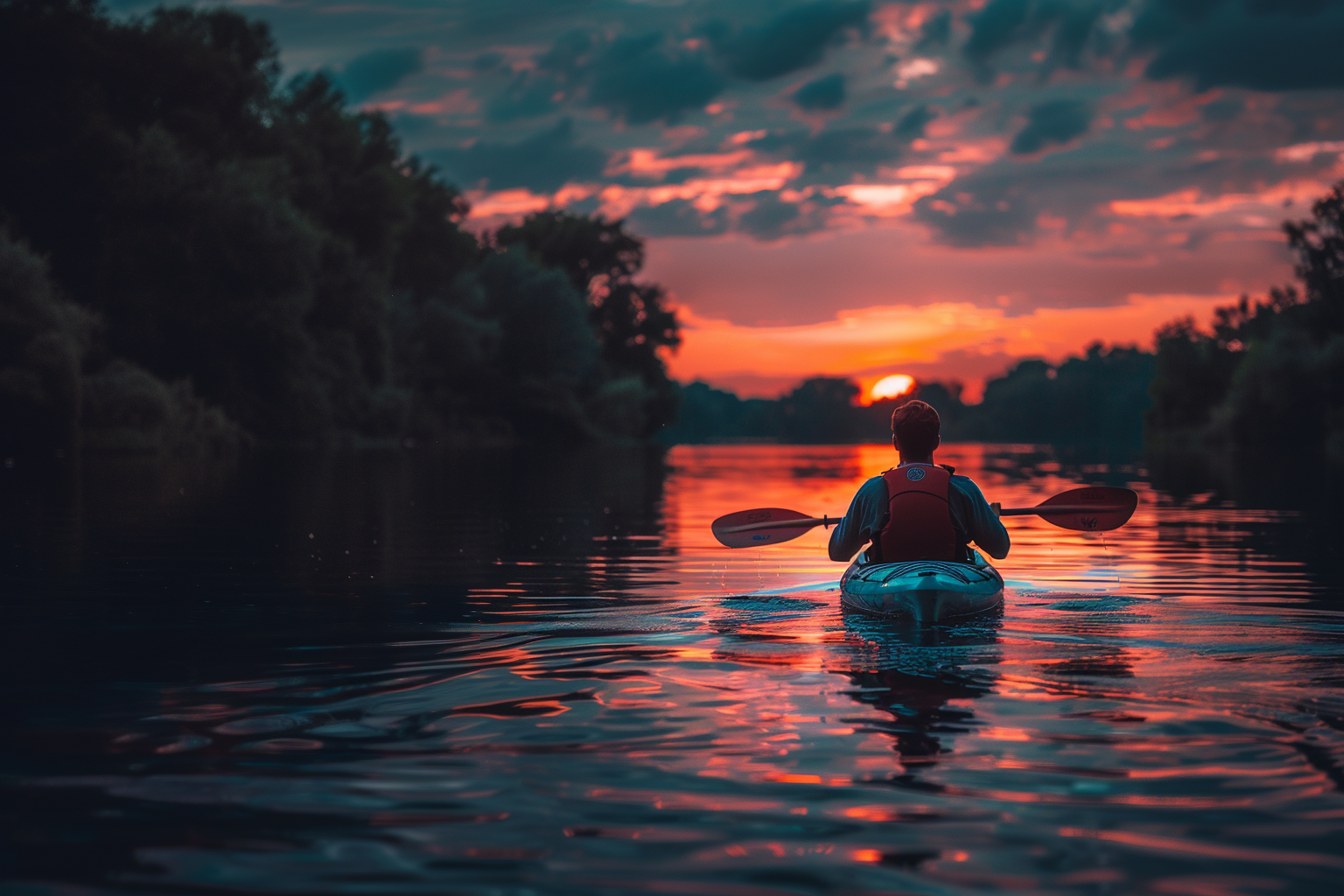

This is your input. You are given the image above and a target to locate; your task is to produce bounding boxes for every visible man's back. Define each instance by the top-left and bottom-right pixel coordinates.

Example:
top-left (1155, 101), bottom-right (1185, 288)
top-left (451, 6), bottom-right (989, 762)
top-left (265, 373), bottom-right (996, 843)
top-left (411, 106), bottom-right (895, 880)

top-left (827, 467), bottom-right (1009, 563)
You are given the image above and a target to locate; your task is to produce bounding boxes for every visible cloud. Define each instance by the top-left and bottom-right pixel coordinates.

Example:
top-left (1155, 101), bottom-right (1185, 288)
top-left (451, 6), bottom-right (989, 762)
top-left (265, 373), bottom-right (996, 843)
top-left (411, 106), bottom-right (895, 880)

top-left (486, 72), bottom-right (565, 122)
top-left (792, 73), bottom-right (846, 110)
top-left (517, 30), bottom-right (725, 125)
top-left (705, 1), bottom-right (871, 81)
top-left (912, 151), bottom-right (1111, 247)
top-left (895, 103), bottom-right (936, 138)
top-left (337, 47), bottom-right (422, 102)
top-left (748, 125), bottom-right (906, 177)
top-left (964, 0), bottom-right (1344, 91)
top-left (537, 29), bottom-right (595, 79)
top-left (628, 199), bottom-right (731, 237)
top-left (1010, 99), bottom-right (1092, 154)
top-left (588, 34), bottom-right (726, 124)
top-left (914, 179), bottom-right (1045, 247)
top-left (1133, 0), bottom-right (1344, 91)
top-left (914, 9), bottom-right (952, 52)
top-left (1200, 96), bottom-right (1245, 123)
top-left (963, 0), bottom-right (1054, 72)
top-left (429, 119), bottom-right (607, 192)
top-left (962, 0), bottom-right (1106, 81)
top-left (454, 0), bottom-right (603, 37)
top-left (737, 191), bottom-right (806, 239)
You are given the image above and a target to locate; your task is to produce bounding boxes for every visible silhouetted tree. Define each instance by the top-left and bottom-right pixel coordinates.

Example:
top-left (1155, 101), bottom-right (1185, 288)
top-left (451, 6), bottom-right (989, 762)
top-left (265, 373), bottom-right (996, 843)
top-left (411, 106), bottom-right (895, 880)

top-left (0, 1), bottom-right (682, 450)
top-left (0, 231), bottom-right (92, 454)
top-left (959, 345), bottom-right (1154, 447)
top-left (779, 377), bottom-right (861, 443)
top-left (1148, 181), bottom-right (1344, 460)
top-left (494, 212), bottom-right (682, 436)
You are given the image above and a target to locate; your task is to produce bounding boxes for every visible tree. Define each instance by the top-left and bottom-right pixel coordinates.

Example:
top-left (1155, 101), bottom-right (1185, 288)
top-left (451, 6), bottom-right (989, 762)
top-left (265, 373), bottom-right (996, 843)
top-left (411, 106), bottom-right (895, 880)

top-left (779, 377), bottom-right (861, 443)
top-left (494, 212), bottom-right (682, 434)
top-left (1147, 180), bottom-right (1344, 459)
top-left (0, 1), bottom-right (685, 448)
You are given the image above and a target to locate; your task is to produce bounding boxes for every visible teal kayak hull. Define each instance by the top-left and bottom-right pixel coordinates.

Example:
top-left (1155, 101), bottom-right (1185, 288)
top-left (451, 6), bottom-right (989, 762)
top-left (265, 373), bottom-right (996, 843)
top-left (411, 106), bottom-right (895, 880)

top-left (840, 550), bottom-right (1004, 622)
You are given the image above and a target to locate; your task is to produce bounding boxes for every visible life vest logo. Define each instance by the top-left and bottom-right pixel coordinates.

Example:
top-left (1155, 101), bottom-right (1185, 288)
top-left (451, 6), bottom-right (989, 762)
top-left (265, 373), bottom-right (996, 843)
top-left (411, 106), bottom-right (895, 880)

top-left (905, 467), bottom-right (926, 481)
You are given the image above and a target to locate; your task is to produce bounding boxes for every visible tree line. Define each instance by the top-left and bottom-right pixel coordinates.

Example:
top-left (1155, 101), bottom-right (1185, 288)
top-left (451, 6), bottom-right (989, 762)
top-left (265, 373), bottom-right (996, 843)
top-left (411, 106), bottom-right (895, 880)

top-left (668, 184), bottom-right (1344, 460)
top-left (662, 343), bottom-right (1156, 448)
top-left (0, 0), bottom-right (680, 457)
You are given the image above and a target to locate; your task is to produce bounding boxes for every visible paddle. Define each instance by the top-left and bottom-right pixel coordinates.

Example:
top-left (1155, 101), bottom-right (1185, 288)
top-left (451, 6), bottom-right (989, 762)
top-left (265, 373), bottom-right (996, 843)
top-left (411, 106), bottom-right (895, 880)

top-left (711, 486), bottom-right (1138, 548)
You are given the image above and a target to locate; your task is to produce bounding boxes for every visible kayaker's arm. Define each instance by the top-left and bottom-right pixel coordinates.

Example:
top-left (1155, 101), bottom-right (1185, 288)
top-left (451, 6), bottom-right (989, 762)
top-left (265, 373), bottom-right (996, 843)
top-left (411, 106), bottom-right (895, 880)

top-left (952, 477), bottom-right (1010, 559)
top-left (827, 476), bottom-right (887, 562)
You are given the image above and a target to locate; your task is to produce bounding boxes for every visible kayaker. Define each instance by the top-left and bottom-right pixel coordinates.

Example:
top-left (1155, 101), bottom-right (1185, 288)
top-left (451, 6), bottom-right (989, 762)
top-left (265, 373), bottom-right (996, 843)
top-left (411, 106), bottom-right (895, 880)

top-left (828, 399), bottom-right (1009, 564)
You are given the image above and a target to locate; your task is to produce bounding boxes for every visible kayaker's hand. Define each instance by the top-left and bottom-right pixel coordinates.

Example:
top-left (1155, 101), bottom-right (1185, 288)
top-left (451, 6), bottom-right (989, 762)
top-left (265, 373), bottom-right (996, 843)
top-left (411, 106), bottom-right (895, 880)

top-left (990, 502), bottom-right (1001, 518)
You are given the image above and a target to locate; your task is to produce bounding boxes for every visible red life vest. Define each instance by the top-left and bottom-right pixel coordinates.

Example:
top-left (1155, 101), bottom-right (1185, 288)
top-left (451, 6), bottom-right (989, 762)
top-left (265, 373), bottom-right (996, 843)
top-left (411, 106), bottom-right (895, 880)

top-left (875, 464), bottom-right (960, 563)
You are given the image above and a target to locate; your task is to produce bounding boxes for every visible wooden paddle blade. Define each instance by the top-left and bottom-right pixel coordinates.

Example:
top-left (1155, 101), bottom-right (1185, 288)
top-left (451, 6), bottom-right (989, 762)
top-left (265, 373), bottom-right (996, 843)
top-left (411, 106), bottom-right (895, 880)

top-left (1034, 486), bottom-right (1138, 531)
top-left (711, 507), bottom-right (820, 548)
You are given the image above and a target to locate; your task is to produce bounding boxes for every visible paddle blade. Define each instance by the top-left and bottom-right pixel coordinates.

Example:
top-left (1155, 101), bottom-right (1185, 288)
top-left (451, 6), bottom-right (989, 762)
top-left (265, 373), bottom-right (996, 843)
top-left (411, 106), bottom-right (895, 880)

top-left (711, 507), bottom-right (819, 548)
top-left (1035, 487), bottom-right (1138, 531)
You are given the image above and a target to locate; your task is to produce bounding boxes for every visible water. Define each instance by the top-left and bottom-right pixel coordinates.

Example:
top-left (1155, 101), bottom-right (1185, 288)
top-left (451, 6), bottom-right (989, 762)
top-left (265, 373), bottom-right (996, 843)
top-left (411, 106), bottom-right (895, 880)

top-left (3, 443), bottom-right (1343, 894)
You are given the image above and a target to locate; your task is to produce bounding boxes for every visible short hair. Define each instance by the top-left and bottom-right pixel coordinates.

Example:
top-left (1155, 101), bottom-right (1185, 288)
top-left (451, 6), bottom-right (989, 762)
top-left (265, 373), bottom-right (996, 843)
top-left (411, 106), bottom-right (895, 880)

top-left (891, 399), bottom-right (940, 456)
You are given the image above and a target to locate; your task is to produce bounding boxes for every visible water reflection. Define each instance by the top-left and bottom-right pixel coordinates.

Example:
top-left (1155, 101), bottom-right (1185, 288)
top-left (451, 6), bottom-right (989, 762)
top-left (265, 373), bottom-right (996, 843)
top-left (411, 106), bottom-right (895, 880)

top-left (2, 442), bottom-right (1343, 894)
top-left (839, 614), bottom-right (1001, 770)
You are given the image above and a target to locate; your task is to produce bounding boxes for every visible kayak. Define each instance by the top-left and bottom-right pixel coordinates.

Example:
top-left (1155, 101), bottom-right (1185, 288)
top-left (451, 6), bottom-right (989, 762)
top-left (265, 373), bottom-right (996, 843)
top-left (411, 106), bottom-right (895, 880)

top-left (840, 550), bottom-right (1004, 622)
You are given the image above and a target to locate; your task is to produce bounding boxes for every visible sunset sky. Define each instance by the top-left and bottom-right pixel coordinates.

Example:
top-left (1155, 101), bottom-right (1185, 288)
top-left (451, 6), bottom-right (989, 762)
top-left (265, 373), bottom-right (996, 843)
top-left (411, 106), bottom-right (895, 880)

top-left (111, 0), bottom-right (1344, 399)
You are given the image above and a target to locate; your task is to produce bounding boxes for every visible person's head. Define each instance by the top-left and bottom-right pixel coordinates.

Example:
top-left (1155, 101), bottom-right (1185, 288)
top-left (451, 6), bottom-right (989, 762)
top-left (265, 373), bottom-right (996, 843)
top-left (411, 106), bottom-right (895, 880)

top-left (891, 399), bottom-right (940, 459)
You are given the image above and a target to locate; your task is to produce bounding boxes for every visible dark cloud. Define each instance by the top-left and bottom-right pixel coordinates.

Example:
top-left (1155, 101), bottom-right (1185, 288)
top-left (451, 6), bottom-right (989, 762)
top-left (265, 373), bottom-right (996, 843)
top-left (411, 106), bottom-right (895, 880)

top-left (588, 34), bottom-right (725, 124)
top-left (538, 30), bottom-right (595, 79)
top-left (429, 119), bottom-right (607, 192)
top-left (628, 199), bottom-right (730, 237)
top-left (455, 0), bottom-right (602, 37)
top-left (963, 0), bottom-right (1106, 81)
top-left (486, 73), bottom-right (565, 122)
top-left (337, 47), bottom-right (422, 102)
top-left (1010, 99), bottom-right (1092, 154)
top-left (914, 9), bottom-right (952, 52)
top-left (1133, 0), bottom-right (1344, 91)
top-left (895, 103), bottom-right (936, 138)
top-left (963, 0), bottom-right (1054, 71)
top-left (473, 52), bottom-right (505, 72)
top-left (705, 1), bottom-right (870, 81)
top-left (748, 125), bottom-right (905, 177)
top-left (1200, 96), bottom-right (1245, 123)
top-left (911, 144), bottom-right (1262, 247)
top-left (521, 30), bottom-right (724, 125)
top-left (738, 191), bottom-right (804, 239)
top-left (956, 0), bottom-right (1344, 91)
top-left (913, 176), bottom-right (1044, 247)
top-left (792, 73), bottom-right (846, 110)
top-left (909, 151), bottom-right (1127, 247)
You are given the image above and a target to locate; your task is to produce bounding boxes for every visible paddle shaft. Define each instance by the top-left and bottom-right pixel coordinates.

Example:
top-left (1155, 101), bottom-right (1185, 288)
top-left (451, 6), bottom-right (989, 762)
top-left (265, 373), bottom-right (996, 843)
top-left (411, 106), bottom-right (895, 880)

top-left (711, 487), bottom-right (1138, 547)
top-left (719, 504), bottom-right (1123, 534)
top-left (997, 504), bottom-right (1116, 516)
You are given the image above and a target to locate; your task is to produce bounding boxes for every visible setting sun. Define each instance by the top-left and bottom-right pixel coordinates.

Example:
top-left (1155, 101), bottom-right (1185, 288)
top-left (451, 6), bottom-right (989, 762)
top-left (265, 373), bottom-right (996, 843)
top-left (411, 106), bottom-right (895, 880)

top-left (869, 374), bottom-right (915, 402)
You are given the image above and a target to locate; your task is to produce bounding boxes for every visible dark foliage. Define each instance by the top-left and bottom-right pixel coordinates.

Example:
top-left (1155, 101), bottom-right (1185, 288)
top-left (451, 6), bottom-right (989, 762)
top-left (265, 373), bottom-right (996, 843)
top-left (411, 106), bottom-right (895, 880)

top-left (0, 1), bottom-right (680, 454)
top-left (663, 349), bottom-right (1157, 448)
top-left (959, 344), bottom-right (1155, 446)
top-left (657, 381), bottom-right (781, 444)
top-left (495, 211), bottom-right (682, 437)
top-left (1148, 181), bottom-right (1344, 460)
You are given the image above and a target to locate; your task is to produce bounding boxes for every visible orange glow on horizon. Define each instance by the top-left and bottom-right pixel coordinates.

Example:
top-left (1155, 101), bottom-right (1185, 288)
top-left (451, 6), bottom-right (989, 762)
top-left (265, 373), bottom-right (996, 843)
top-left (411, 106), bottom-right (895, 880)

top-left (667, 292), bottom-right (1239, 401)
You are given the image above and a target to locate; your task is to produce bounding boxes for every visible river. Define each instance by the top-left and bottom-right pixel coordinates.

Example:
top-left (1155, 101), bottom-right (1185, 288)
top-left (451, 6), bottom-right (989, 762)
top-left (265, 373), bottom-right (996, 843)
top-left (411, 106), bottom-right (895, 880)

top-left (3, 443), bottom-right (1343, 894)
